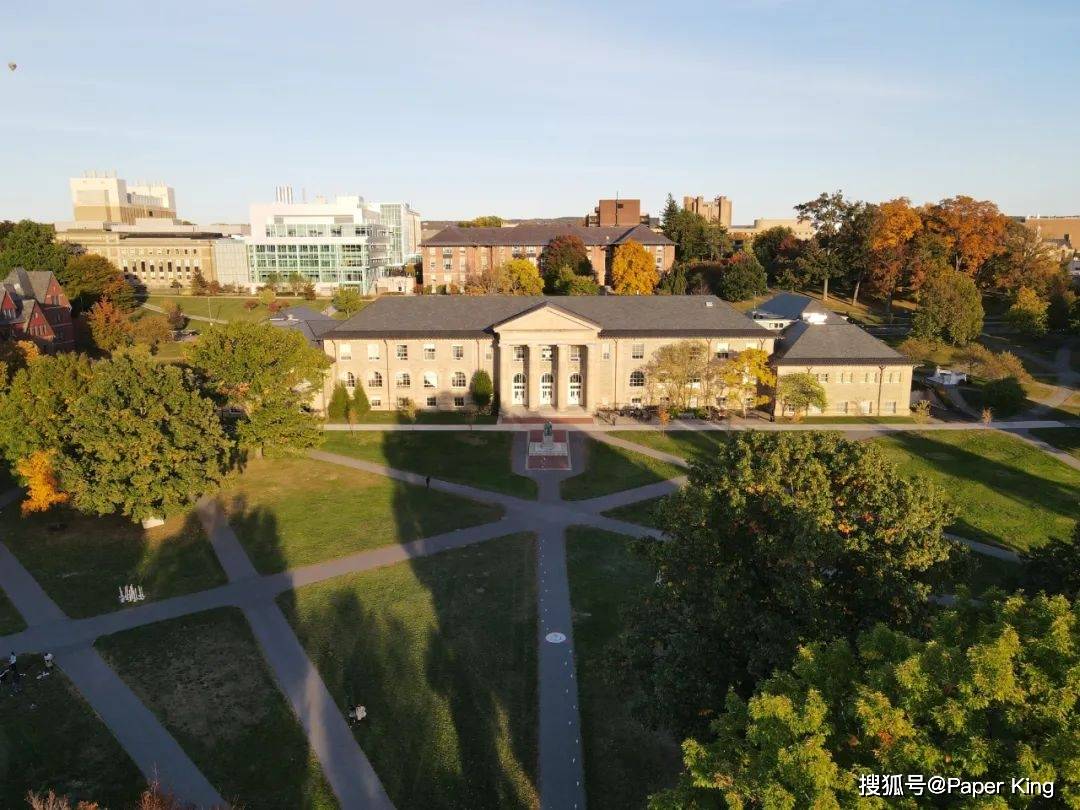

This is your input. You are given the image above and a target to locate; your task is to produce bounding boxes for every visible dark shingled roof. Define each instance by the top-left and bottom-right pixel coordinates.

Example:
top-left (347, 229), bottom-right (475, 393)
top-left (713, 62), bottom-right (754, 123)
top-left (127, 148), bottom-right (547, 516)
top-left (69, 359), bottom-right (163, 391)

top-left (753, 292), bottom-right (845, 324)
top-left (421, 223), bottom-right (672, 248)
top-left (328, 295), bottom-right (771, 339)
top-left (268, 305), bottom-right (338, 346)
top-left (773, 320), bottom-right (913, 366)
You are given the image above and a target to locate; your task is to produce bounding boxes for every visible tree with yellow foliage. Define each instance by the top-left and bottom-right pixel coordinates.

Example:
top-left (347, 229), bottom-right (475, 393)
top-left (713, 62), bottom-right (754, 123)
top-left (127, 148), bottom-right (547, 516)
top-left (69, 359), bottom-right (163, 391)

top-left (720, 348), bottom-right (776, 417)
top-left (610, 240), bottom-right (658, 295)
top-left (0, 339), bottom-right (40, 385)
top-left (16, 449), bottom-right (68, 515)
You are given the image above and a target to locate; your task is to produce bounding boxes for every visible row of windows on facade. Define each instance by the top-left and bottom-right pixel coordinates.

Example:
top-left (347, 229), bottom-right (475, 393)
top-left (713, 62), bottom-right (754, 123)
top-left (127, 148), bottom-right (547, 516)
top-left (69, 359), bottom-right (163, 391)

top-left (370, 396), bottom-right (469, 409)
top-left (345, 370), bottom-right (470, 390)
top-left (339, 342), bottom-right (742, 363)
top-left (812, 371), bottom-right (904, 384)
top-left (114, 247), bottom-right (206, 257)
top-left (339, 343), bottom-right (468, 361)
top-left (429, 245), bottom-right (664, 257)
top-left (784, 400), bottom-right (901, 415)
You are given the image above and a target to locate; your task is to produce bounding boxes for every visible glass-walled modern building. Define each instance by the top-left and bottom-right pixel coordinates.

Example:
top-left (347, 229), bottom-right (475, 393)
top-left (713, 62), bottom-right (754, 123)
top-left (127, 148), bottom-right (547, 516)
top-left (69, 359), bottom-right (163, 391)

top-left (247, 194), bottom-right (392, 294)
top-left (379, 202), bottom-right (422, 267)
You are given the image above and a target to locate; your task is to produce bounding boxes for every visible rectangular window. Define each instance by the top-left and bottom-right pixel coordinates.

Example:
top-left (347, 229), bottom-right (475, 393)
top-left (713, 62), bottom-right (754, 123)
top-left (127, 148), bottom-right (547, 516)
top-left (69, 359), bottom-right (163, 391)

top-left (514, 346), bottom-right (526, 361)
top-left (601, 343), bottom-right (611, 360)
top-left (370, 398), bottom-right (382, 407)
top-left (886, 401), bottom-right (897, 414)
top-left (423, 372), bottom-right (437, 389)
top-left (397, 397), bottom-right (411, 408)
top-left (631, 343), bottom-right (645, 359)
top-left (452, 344), bottom-right (464, 360)
top-left (426, 396), bottom-right (437, 407)
top-left (396, 344), bottom-right (408, 360)
top-left (368, 343), bottom-right (380, 361)
top-left (423, 344), bottom-right (436, 360)
top-left (339, 343), bottom-right (352, 360)
top-left (569, 346), bottom-right (581, 362)
top-left (540, 345), bottom-right (553, 361)
top-left (454, 396), bottom-right (466, 407)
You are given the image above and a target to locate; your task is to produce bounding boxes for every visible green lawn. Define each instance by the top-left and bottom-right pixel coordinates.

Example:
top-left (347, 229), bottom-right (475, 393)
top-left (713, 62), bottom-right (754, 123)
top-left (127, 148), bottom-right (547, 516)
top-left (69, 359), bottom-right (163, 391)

top-left (280, 533), bottom-right (538, 810)
top-left (4, 506), bottom-right (226, 618)
top-left (603, 495), bottom-right (670, 530)
top-left (561, 438), bottom-right (686, 500)
top-left (144, 294), bottom-right (316, 323)
top-left (0, 586), bottom-right (26, 635)
top-left (1030, 427), bottom-right (1080, 460)
top-left (0, 654), bottom-right (145, 808)
top-left (222, 456), bottom-right (503, 573)
top-left (97, 609), bottom-right (336, 809)
top-left (608, 430), bottom-right (724, 463)
top-left (320, 431), bottom-right (537, 499)
top-left (566, 527), bottom-right (681, 809)
top-left (333, 411), bottom-right (499, 425)
top-left (872, 430), bottom-right (1080, 551)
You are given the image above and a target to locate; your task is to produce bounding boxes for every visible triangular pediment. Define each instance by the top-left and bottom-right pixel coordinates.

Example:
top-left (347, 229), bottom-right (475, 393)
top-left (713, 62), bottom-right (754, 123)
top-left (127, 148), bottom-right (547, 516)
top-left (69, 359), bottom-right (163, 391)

top-left (493, 302), bottom-right (601, 335)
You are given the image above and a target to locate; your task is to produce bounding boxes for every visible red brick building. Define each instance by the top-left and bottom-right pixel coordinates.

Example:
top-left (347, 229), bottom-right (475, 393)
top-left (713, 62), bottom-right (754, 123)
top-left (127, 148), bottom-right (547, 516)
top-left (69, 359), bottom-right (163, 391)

top-left (421, 223), bottom-right (674, 292)
top-left (0, 268), bottom-right (75, 351)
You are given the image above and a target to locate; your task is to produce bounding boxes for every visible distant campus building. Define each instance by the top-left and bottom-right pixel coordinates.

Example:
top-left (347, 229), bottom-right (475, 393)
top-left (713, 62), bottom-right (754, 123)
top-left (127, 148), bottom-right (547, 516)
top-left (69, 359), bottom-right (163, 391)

top-left (420, 223), bottom-right (675, 292)
top-left (0, 268), bottom-right (74, 351)
top-left (304, 292), bottom-right (912, 418)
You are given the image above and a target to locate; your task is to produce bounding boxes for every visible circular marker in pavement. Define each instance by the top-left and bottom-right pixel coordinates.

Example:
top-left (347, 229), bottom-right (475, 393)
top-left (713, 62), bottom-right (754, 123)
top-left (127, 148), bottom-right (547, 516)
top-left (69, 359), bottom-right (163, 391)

top-left (545, 632), bottom-right (567, 644)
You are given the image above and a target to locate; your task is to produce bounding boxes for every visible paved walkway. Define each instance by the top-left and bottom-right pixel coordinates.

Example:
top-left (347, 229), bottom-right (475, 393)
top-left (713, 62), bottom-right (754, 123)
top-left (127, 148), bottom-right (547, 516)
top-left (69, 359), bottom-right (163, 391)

top-left (140, 302), bottom-right (225, 324)
top-left (195, 498), bottom-right (394, 810)
top-left (0, 543), bottom-right (223, 808)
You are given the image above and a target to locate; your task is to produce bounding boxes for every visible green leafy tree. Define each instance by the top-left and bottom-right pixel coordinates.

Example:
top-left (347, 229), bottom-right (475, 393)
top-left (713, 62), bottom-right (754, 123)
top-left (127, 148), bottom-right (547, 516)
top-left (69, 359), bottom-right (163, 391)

top-left (623, 431), bottom-right (955, 737)
top-left (0, 220), bottom-right (73, 275)
top-left (327, 383), bottom-right (350, 422)
top-left (332, 287), bottom-right (365, 316)
top-left (101, 273), bottom-right (136, 312)
top-left (60, 253), bottom-right (123, 310)
top-left (548, 266), bottom-right (600, 295)
top-left (982, 375), bottom-right (1026, 416)
top-left (610, 240), bottom-right (658, 295)
top-left (663, 208), bottom-right (730, 263)
top-left (189, 321), bottom-right (330, 456)
top-left (59, 355), bottom-right (230, 522)
top-left (776, 371), bottom-right (828, 419)
top-left (0, 352), bottom-right (93, 473)
top-left (657, 264), bottom-right (689, 295)
top-left (652, 593), bottom-right (1080, 808)
top-left (1005, 286), bottom-right (1049, 336)
top-left (750, 225), bottom-right (795, 282)
top-left (88, 300), bottom-right (134, 353)
top-left (349, 382), bottom-right (370, 420)
top-left (190, 269), bottom-right (210, 295)
top-left (913, 265), bottom-right (984, 345)
top-left (711, 251), bottom-right (767, 301)
top-left (794, 191), bottom-right (855, 300)
top-left (457, 215), bottom-right (503, 228)
top-left (470, 369), bottom-right (494, 411)
top-left (1023, 523), bottom-right (1080, 596)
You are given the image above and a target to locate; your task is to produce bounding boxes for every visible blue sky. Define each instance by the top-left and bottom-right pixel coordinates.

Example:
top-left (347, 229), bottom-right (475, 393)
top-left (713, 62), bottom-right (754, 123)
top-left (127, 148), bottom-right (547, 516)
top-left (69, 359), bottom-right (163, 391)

top-left (2, 0), bottom-right (1078, 224)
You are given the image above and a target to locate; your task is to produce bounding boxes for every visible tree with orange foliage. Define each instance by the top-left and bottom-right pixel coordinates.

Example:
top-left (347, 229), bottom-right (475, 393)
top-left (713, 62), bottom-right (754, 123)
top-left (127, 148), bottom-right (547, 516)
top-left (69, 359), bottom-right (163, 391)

top-left (0, 339), bottom-right (40, 384)
top-left (924, 195), bottom-right (1008, 285)
top-left (87, 299), bottom-right (134, 352)
top-left (867, 197), bottom-right (922, 309)
top-left (609, 239), bottom-right (658, 294)
top-left (16, 449), bottom-right (68, 514)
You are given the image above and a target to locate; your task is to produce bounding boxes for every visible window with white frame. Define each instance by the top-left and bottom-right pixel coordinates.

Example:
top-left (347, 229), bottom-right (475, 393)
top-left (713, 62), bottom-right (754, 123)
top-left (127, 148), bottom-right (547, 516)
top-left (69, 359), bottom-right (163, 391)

top-left (513, 345), bottom-right (526, 361)
top-left (452, 371), bottom-right (467, 388)
top-left (370, 397), bottom-right (382, 407)
top-left (631, 343), bottom-right (645, 359)
top-left (367, 343), bottom-right (380, 361)
top-left (344, 372), bottom-right (356, 389)
top-left (629, 370), bottom-right (645, 388)
top-left (423, 371), bottom-right (437, 389)
top-left (569, 346), bottom-right (581, 361)
top-left (885, 400), bottom-right (897, 414)
top-left (426, 396), bottom-right (437, 407)
top-left (540, 345), bottom-right (553, 361)
top-left (452, 344), bottom-right (464, 360)
top-left (454, 396), bottom-right (466, 407)
top-left (339, 343), bottom-right (352, 360)
top-left (714, 341), bottom-right (729, 359)
top-left (396, 344), bottom-right (408, 360)
top-left (368, 371), bottom-right (383, 388)
top-left (396, 372), bottom-right (411, 388)
top-left (423, 344), bottom-right (436, 360)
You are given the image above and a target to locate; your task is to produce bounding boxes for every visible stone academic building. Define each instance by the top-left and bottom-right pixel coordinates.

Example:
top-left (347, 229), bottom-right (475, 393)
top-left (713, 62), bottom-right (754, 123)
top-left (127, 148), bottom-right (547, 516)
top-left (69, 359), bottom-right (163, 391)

top-left (315, 293), bottom-right (914, 418)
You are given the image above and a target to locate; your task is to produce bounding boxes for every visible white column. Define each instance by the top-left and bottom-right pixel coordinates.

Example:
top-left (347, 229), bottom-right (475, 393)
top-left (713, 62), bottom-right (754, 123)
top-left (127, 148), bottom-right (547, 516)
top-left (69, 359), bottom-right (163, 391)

top-left (498, 342), bottom-right (513, 411)
top-left (527, 344), bottom-right (541, 410)
top-left (556, 344), bottom-right (570, 411)
top-left (584, 343), bottom-right (600, 412)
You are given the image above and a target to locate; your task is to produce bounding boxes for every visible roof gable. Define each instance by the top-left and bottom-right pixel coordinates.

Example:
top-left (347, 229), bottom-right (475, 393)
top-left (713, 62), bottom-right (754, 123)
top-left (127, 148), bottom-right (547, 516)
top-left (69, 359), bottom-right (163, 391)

top-left (492, 302), bottom-right (602, 334)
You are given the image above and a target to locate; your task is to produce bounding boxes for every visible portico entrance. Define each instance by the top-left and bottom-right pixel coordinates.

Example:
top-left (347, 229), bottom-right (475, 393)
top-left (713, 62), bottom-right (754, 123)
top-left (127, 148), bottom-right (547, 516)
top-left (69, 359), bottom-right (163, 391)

top-left (568, 373), bottom-right (582, 405)
top-left (540, 373), bottom-right (554, 405)
top-left (512, 372), bottom-right (527, 405)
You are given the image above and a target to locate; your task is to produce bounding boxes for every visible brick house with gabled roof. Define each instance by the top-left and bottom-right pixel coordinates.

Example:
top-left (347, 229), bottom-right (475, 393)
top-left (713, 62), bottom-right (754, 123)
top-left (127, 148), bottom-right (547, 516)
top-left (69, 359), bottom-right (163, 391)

top-left (420, 223), bottom-right (674, 292)
top-left (0, 268), bottom-right (75, 351)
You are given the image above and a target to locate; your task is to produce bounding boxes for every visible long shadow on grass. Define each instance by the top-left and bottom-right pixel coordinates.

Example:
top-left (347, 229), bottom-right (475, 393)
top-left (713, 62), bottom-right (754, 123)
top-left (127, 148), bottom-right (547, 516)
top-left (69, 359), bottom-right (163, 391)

top-left (882, 433), bottom-right (1080, 542)
top-left (266, 436), bottom-right (539, 810)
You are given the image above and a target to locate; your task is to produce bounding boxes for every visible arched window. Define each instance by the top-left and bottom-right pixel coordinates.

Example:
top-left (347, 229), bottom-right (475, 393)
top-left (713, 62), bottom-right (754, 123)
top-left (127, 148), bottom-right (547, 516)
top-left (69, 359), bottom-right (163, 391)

top-left (396, 372), bottom-right (411, 389)
top-left (344, 372), bottom-right (356, 389)
top-left (629, 370), bottom-right (645, 388)
top-left (452, 371), bottom-right (467, 388)
top-left (368, 371), bottom-right (383, 388)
